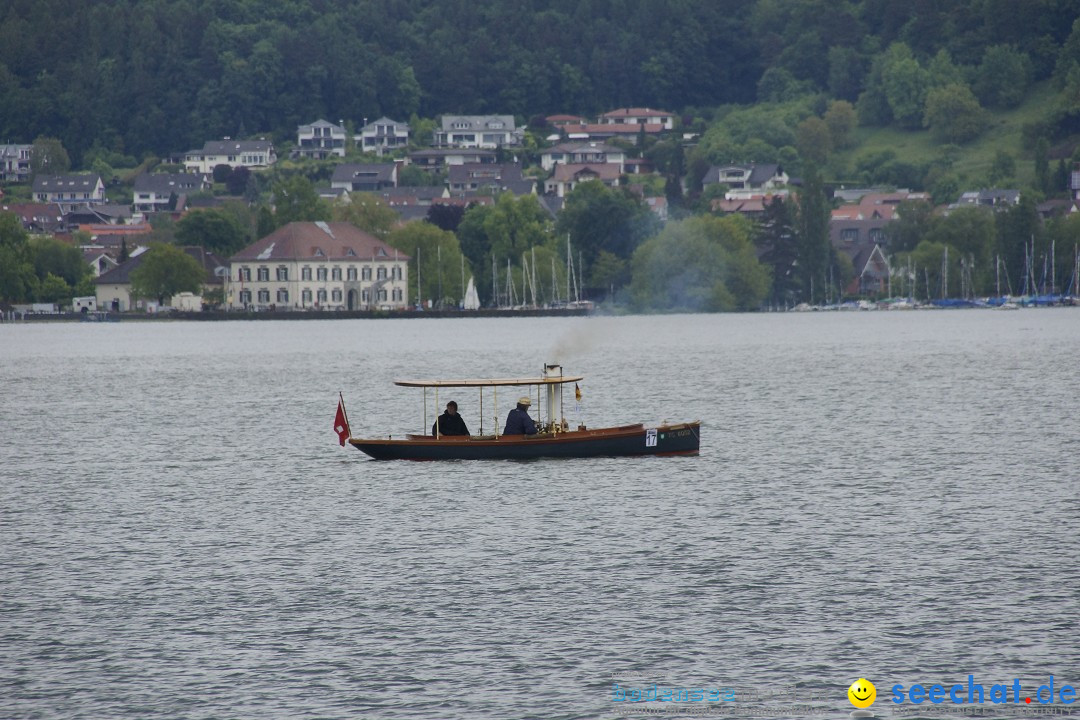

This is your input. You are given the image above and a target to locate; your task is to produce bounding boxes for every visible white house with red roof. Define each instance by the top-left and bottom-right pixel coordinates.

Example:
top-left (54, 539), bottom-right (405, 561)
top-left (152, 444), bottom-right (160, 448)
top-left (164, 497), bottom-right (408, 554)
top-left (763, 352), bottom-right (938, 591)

top-left (540, 141), bottom-right (626, 172)
top-left (226, 221), bottom-right (410, 311)
top-left (184, 139), bottom-right (276, 174)
top-left (544, 163), bottom-right (623, 197)
top-left (599, 107), bottom-right (675, 130)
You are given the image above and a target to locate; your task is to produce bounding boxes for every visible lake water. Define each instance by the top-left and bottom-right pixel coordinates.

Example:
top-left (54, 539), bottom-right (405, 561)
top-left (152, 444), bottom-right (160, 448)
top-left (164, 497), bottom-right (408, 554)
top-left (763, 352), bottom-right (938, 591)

top-left (1, 311), bottom-right (1078, 720)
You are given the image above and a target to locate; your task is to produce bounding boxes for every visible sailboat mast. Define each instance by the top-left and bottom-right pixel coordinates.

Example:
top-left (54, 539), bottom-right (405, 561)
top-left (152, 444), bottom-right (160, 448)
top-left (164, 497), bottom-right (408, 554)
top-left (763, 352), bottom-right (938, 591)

top-left (1052, 238), bottom-right (1056, 295)
top-left (566, 234), bottom-right (571, 302)
top-left (942, 246), bottom-right (948, 299)
top-left (552, 257), bottom-right (559, 304)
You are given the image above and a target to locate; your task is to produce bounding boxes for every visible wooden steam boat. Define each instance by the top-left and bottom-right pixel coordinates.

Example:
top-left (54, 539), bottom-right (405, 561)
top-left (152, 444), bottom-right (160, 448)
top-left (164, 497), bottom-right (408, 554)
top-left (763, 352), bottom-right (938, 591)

top-left (339, 364), bottom-right (700, 461)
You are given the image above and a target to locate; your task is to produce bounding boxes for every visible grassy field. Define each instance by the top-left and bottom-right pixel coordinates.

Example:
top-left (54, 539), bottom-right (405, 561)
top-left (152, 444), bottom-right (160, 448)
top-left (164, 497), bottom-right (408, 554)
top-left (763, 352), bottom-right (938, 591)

top-left (834, 80), bottom-right (1062, 191)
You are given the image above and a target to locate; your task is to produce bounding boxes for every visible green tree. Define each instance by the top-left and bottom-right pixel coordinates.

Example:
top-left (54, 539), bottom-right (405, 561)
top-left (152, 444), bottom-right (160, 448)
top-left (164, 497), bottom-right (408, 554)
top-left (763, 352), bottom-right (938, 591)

top-left (630, 214), bottom-right (769, 312)
top-left (456, 204), bottom-right (495, 303)
top-left (29, 136), bottom-right (71, 178)
top-left (129, 244), bottom-right (207, 305)
top-left (887, 200), bottom-right (935, 253)
top-left (175, 209), bottom-right (249, 256)
top-left (1045, 213), bottom-right (1080, 293)
top-left (386, 222), bottom-right (467, 307)
top-left (590, 250), bottom-right (628, 299)
top-left (399, 165), bottom-right (440, 187)
top-left (756, 195), bottom-right (800, 307)
top-left (924, 84), bottom-right (987, 143)
top-left (426, 203), bottom-right (467, 233)
top-left (795, 166), bottom-right (831, 304)
top-left (757, 67), bottom-right (810, 103)
top-left (823, 100), bottom-right (857, 150)
top-left (989, 150), bottom-right (1016, 185)
top-left (256, 206), bottom-right (276, 238)
top-left (904, 240), bottom-right (949, 300)
top-left (273, 176), bottom-right (330, 226)
top-left (0, 212), bottom-right (36, 302)
top-left (1034, 137), bottom-right (1051, 194)
top-left (36, 272), bottom-right (72, 304)
top-left (556, 181), bottom-right (656, 284)
top-left (1054, 159), bottom-right (1069, 194)
top-left (995, 195), bottom-right (1042, 293)
top-left (484, 193), bottom-right (552, 267)
top-left (1055, 18), bottom-right (1080, 85)
top-left (795, 116), bottom-right (832, 166)
top-left (29, 236), bottom-right (90, 288)
top-left (827, 46), bottom-right (866, 101)
top-left (857, 52), bottom-right (894, 126)
top-left (926, 49), bottom-right (963, 89)
top-left (881, 43), bottom-right (930, 129)
top-left (974, 45), bottom-right (1032, 109)
top-left (332, 193), bottom-right (398, 240)
top-left (925, 206), bottom-right (997, 293)
top-left (226, 166), bottom-right (251, 196)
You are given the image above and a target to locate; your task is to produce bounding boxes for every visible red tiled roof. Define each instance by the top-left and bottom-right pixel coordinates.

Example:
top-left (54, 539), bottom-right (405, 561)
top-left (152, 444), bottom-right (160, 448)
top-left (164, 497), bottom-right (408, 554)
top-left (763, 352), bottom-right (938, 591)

top-left (230, 222), bottom-right (409, 262)
top-left (432, 196), bottom-right (494, 207)
top-left (2, 202), bottom-right (64, 222)
top-left (551, 163), bottom-right (623, 182)
top-left (831, 204), bottom-right (897, 221)
top-left (77, 223), bottom-right (153, 235)
top-left (601, 107), bottom-right (674, 119)
top-left (546, 114), bottom-right (588, 124)
top-left (561, 123), bottom-right (666, 134)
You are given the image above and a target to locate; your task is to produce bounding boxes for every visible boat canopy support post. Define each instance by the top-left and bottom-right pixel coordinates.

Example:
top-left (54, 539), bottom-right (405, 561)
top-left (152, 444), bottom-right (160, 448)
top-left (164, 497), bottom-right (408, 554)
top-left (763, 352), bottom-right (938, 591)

top-left (423, 387), bottom-right (427, 437)
top-left (493, 386), bottom-right (498, 438)
top-left (479, 387), bottom-right (483, 435)
top-left (435, 386), bottom-right (439, 438)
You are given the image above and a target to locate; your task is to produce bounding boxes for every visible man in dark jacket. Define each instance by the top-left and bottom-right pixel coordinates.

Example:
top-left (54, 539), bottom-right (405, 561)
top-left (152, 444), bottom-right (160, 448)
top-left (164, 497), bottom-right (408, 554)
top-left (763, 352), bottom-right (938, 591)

top-left (502, 396), bottom-right (538, 435)
top-left (432, 400), bottom-right (470, 437)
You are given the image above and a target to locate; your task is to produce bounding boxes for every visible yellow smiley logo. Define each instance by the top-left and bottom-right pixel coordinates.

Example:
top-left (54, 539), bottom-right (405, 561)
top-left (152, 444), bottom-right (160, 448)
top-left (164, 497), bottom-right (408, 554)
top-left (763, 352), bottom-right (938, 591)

top-left (848, 678), bottom-right (876, 708)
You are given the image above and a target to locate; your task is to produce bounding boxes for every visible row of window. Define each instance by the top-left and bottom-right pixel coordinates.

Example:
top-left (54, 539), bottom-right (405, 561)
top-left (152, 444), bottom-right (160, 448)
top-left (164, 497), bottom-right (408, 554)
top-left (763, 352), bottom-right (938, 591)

top-left (840, 228), bottom-right (885, 243)
top-left (237, 266), bottom-right (403, 282)
top-left (237, 288), bottom-right (403, 304)
top-left (37, 193), bottom-right (96, 200)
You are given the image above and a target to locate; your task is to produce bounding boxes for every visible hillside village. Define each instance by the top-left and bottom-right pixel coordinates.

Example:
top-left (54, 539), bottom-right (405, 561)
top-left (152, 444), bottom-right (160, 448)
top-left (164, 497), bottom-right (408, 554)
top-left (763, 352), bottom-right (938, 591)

top-left (5, 104), bottom-right (1079, 317)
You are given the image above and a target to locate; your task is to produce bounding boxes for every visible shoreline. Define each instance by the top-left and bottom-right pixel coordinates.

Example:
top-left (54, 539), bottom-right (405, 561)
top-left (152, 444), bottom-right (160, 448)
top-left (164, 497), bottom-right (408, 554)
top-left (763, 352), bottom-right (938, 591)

top-left (2, 307), bottom-right (594, 323)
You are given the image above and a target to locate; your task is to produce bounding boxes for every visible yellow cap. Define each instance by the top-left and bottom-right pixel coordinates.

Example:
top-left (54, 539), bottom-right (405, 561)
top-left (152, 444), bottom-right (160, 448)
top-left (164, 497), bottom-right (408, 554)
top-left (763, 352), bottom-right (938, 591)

top-left (517, 396), bottom-right (531, 406)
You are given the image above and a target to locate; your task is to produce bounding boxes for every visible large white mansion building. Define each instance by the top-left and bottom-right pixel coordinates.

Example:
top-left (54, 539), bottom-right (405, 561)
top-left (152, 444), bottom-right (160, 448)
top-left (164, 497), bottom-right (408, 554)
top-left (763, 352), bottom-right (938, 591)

top-left (227, 221), bottom-right (410, 311)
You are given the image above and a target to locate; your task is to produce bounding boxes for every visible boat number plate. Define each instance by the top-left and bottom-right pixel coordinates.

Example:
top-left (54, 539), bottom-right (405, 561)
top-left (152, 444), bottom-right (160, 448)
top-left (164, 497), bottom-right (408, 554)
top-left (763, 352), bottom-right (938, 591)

top-left (645, 429), bottom-right (657, 447)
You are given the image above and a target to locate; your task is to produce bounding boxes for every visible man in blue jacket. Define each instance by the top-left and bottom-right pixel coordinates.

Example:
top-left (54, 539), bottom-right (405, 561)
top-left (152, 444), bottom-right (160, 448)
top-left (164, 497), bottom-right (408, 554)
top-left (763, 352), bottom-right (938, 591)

top-left (503, 396), bottom-right (538, 435)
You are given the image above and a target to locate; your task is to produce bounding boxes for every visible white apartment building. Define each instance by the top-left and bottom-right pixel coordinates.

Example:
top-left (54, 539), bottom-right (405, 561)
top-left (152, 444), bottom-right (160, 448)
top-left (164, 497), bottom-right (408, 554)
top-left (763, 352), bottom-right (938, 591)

top-left (227, 221), bottom-right (410, 311)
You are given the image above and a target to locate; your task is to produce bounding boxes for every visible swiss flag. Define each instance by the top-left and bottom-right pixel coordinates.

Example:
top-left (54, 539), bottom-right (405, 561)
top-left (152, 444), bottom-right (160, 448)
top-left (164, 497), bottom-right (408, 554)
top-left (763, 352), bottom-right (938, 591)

top-left (334, 399), bottom-right (351, 446)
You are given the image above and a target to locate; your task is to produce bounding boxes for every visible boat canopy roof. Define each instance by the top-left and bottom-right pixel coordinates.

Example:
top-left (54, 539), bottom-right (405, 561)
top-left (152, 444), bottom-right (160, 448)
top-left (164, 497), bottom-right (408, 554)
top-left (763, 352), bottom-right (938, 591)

top-left (394, 375), bottom-right (584, 388)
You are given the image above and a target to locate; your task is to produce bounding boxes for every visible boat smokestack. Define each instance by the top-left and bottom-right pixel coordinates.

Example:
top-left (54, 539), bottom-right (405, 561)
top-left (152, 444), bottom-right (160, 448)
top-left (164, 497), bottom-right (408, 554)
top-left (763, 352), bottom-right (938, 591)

top-left (543, 363), bottom-right (563, 429)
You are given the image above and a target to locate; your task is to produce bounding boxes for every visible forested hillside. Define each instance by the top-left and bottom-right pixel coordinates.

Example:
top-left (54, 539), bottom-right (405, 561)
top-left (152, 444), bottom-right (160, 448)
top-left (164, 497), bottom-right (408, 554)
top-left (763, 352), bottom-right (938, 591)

top-left (3, 0), bottom-right (1080, 163)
